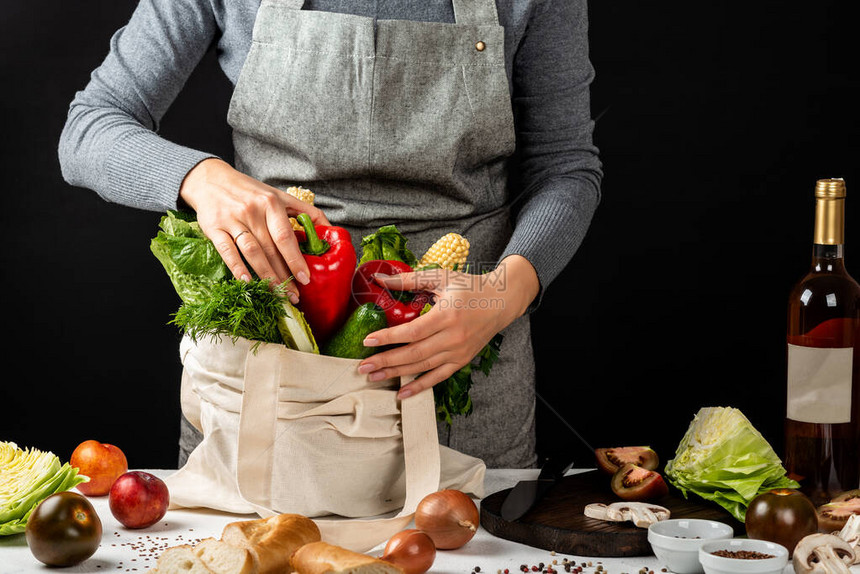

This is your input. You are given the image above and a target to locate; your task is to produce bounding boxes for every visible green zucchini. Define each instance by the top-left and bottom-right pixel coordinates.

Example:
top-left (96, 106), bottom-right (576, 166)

top-left (322, 303), bottom-right (387, 359)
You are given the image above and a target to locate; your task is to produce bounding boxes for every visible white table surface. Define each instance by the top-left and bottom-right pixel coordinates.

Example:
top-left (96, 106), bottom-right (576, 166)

top-left (1, 468), bottom-right (853, 574)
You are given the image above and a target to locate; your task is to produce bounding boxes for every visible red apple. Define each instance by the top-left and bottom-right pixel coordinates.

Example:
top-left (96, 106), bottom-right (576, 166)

top-left (109, 471), bottom-right (169, 529)
top-left (70, 440), bottom-right (128, 496)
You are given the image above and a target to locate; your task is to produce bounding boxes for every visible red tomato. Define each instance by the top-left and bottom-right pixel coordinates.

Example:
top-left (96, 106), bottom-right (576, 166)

top-left (595, 447), bottom-right (659, 475)
top-left (610, 463), bottom-right (668, 501)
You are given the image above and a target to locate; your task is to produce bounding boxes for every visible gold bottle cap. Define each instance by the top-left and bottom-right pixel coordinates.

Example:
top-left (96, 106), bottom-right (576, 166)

top-left (815, 178), bottom-right (846, 199)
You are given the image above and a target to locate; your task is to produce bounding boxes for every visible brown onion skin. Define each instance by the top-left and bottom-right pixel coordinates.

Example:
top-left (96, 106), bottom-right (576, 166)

top-left (380, 529), bottom-right (436, 574)
top-left (414, 490), bottom-right (479, 550)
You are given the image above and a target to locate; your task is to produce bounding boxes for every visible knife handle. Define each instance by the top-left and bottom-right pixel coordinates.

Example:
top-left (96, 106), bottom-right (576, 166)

top-left (539, 454), bottom-right (574, 481)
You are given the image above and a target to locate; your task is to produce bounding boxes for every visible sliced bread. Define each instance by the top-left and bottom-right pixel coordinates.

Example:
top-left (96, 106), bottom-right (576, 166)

top-left (193, 537), bottom-right (256, 574)
top-left (153, 544), bottom-right (216, 574)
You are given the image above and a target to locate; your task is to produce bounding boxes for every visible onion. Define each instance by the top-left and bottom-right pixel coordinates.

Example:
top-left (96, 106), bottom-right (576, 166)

top-left (380, 529), bottom-right (436, 574)
top-left (414, 489), bottom-right (479, 550)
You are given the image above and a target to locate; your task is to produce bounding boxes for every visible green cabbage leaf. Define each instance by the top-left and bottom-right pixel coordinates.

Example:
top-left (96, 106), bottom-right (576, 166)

top-left (664, 406), bottom-right (799, 522)
top-left (0, 442), bottom-right (88, 536)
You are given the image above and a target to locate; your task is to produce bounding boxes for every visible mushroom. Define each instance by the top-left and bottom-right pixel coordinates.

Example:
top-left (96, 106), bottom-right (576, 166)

top-left (792, 533), bottom-right (855, 574)
top-left (583, 502), bottom-right (670, 528)
top-left (836, 514), bottom-right (860, 565)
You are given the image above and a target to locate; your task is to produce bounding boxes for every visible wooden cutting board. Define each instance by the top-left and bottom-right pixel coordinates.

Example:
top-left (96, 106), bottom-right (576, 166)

top-left (480, 470), bottom-right (744, 557)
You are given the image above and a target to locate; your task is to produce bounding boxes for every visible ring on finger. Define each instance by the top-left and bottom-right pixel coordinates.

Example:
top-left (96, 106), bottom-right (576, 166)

top-left (233, 230), bottom-right (249, 242)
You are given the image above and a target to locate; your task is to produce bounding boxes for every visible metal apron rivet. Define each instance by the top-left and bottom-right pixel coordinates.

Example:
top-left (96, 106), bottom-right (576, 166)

top-left (475, 41), bottom-right (486, 51)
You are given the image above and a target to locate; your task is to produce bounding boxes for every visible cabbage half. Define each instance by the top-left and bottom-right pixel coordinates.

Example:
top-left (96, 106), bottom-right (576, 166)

top-left (0, 442), bottom-right (88, 535)
top-left (664, 407), bottom-right (799, 522)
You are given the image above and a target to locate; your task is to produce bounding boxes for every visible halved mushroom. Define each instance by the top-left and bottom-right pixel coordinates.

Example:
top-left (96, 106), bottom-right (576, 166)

top-left (836, 514), bottom-right (860, 565)
top-left (792, 533), bottom-right (855, 574)
top-left (583, 501), bottom-right (670, 528)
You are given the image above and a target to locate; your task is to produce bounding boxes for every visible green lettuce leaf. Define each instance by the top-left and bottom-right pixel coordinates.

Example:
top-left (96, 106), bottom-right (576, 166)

top-left (664, 406), bottom-right (799, 522)
top-left (0, 442), bottom-right (88, 536)
top-left (150, 210), bottom-right (230, 305)
top-left (358, 225), bottom-right (418, 267)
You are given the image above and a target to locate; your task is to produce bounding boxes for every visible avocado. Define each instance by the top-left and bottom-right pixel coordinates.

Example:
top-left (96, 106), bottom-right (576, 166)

top-left (322, 303), bottom-right (387, 359)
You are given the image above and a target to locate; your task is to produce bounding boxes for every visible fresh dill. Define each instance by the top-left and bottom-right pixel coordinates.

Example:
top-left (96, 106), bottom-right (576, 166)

top-left (170, 278), bottom-right (287, 350)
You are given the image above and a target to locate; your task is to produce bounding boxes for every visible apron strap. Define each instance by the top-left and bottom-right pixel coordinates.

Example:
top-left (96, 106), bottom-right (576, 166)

top-left (267, 0), bottom-right (498, 25)
top-left (452, 0), bottom-right (500, 25)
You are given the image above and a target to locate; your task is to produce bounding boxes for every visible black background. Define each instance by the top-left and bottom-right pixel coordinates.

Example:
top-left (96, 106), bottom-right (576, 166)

top-left (1, 1), bottom-right (857, 471)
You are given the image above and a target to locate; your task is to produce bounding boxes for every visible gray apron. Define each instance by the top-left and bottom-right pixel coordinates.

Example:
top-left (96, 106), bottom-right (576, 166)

top-left (181, 0), bottom-right (537, 469)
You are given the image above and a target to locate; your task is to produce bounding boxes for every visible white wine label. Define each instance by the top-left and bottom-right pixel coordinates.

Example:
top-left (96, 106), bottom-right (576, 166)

top-left (787, 343), bottom-right (853, 424)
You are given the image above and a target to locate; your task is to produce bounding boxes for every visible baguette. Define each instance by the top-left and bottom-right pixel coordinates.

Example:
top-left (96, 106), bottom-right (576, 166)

top-left (290, 541), bottom-right (405, 574)
top-left (152, 544), bottom-right (216, 574)
top-left (221, 513), bottom-right (321, 574)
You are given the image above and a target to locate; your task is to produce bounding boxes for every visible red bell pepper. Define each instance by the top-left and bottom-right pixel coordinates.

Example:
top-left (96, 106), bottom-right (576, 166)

top-left (352, 259), bottom-right (433, 327)
top-left (293, 213), bottom-right (357, 345)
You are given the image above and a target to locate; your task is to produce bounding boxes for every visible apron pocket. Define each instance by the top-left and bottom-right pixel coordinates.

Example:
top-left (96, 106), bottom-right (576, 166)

top-left (459, 63), bottom-right (516, 161)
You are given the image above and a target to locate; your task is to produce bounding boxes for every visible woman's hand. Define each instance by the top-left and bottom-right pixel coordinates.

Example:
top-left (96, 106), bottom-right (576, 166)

top-left (358, 255), bottom-right (540, 399)
top-left (179, 158), bottom-right (330, 301)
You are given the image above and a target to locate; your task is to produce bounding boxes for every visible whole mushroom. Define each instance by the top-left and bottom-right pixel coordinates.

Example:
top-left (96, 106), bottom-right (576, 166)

top-left (793, 533), bottom-right (855, 574)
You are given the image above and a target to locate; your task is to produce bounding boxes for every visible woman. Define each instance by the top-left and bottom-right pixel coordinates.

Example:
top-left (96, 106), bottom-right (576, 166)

top-left (59, 0), bottom-right (602, 469)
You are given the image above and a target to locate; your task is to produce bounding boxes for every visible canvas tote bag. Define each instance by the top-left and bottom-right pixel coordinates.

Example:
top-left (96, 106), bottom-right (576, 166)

top-left (165, 335), bottom-right (486, 551)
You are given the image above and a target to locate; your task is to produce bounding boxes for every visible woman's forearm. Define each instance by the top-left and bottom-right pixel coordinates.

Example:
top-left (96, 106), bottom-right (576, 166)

top-left (494, 255), bottom-right (541, 325)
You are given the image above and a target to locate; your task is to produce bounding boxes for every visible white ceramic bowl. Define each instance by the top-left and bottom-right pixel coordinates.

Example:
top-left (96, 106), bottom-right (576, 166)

top-left (699, 538), bottom-right (789, 574)
top-left (647, 519), bottom-right (734, 574)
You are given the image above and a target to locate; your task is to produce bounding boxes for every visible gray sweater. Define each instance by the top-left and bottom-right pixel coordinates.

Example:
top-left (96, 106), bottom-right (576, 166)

top-left (58, 0), bottom-right (602, 297)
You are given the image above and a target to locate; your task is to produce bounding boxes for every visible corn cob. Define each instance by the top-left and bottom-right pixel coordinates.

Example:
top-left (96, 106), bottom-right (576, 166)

top-left (418, 232), bottom-right (470, 270)
top-left (286, 186), bottom-right (315, 231)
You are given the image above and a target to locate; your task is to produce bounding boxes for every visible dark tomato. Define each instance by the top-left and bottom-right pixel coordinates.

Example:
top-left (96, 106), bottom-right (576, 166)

top-left (745, 489), bottom-right (818, 557)
top-left (595, 447), bottom-right (659, 475)
top-left (817, 499), bottom-right (860, 533)
top-left (610, 463), bottom-right (668, 501)
top-left (25, 491), bottom-right (102, 567)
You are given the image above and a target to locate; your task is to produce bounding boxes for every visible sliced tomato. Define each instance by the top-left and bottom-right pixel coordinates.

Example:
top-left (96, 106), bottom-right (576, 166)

top-left (595, 446), bottom-right (659, 475)
top-left (610, 463), bottom-right (669, 502)
top-left (817, 499), bottom-right (860, 532)
top-left (832, 489), bottom-right (860, 503)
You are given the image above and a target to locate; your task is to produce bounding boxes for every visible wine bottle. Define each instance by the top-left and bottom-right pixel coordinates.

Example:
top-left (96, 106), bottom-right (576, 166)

top-left (785, 178), bottom-right (860, 505)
